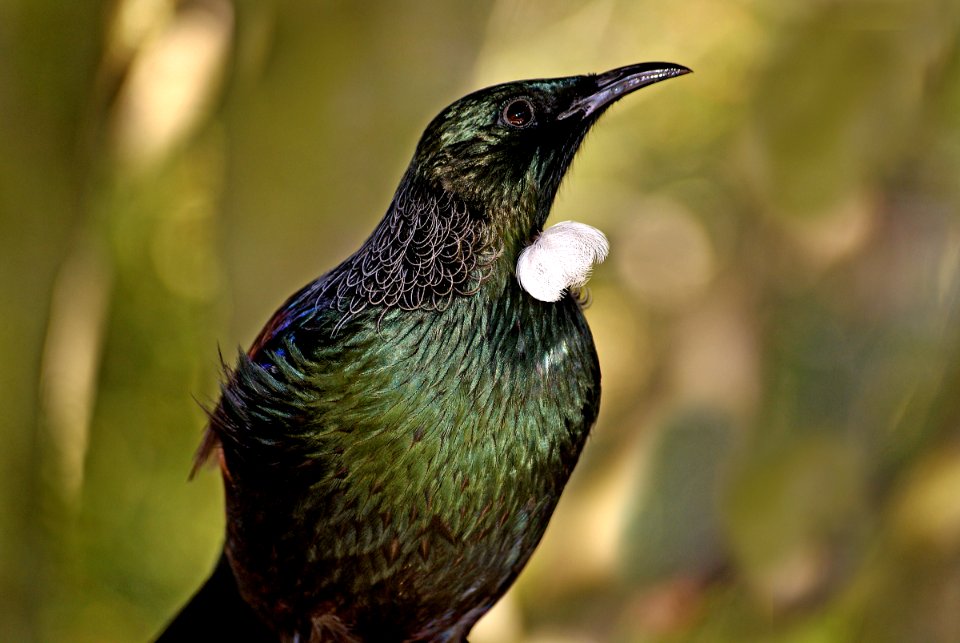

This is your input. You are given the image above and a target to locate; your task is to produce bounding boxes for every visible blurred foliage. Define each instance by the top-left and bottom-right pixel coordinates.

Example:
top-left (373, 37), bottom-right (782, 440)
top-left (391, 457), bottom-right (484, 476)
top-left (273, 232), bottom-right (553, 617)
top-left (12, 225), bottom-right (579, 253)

top-left (1, 0), bottom-right (959, 641)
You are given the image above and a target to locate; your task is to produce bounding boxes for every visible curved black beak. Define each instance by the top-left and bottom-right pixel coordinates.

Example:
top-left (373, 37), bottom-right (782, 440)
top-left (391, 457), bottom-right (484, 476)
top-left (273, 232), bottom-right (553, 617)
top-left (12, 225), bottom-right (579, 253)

top-left (558, 62), bottom-right (691, 120)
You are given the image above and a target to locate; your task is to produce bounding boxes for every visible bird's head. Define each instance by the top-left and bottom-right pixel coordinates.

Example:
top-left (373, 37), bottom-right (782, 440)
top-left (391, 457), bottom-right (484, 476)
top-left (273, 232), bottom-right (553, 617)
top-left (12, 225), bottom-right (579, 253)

top-left (291, 62), bottom-right (691, 322)
top-left (410, 62), bottom-right (691, 248)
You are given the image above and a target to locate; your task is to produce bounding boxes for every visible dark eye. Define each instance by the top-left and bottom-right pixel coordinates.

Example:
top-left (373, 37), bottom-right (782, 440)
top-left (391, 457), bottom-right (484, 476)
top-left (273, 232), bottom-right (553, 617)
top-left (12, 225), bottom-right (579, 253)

top-left (502, 98), bottom-right (535, 128)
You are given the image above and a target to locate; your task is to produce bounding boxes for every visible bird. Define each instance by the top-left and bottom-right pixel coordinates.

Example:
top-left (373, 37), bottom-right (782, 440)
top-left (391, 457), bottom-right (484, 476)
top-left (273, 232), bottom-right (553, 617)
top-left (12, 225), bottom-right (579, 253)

top-left (158, 61), bottom-right (690, 642)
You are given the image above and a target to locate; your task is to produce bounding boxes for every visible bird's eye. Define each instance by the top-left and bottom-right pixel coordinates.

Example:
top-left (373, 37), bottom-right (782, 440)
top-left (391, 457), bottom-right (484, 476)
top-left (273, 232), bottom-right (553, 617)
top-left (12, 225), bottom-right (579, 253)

top-left (502, 98), bottom-right (535, 128)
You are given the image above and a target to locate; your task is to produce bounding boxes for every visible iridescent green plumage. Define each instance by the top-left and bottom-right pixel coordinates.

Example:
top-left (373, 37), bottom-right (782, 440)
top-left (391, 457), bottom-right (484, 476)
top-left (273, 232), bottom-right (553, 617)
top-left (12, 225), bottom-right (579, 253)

top-left (160, 62), bottom-right (689, 642)
top-left (220, 280), bottom-right (598, 640)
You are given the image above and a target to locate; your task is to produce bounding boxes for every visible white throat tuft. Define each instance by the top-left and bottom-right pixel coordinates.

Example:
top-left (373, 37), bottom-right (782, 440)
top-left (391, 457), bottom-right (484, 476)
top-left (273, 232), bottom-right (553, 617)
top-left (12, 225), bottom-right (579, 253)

top-left (516, 221), bottom-right (609, 302)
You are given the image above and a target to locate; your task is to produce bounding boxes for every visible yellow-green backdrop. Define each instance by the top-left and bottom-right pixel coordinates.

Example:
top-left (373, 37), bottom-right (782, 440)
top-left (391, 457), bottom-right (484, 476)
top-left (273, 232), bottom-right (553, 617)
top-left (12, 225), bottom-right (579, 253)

top-left (2, 1), bottom-right (959, 641)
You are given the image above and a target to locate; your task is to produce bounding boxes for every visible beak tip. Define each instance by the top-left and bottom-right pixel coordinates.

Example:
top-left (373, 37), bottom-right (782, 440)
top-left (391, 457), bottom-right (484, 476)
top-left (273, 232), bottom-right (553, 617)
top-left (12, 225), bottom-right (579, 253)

top-left (652, 62), bottom-right (693, 80)
top-left (559, 61), bottom-right (691, 121)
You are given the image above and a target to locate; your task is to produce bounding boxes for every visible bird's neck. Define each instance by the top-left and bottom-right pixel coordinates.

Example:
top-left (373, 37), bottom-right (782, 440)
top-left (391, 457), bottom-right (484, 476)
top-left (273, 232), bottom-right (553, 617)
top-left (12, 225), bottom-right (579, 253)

top-left (317, 171), bottom-right (542, 321)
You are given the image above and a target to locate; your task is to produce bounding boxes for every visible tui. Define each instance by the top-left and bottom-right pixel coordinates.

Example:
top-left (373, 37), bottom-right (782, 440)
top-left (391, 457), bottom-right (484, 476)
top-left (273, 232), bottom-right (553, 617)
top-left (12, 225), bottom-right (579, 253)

top-left (159, 62), bottom-right (689, 642)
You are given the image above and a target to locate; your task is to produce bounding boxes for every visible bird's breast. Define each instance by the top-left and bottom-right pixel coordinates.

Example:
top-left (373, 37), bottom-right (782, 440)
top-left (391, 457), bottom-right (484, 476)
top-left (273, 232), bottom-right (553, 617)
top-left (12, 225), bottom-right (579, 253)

top-left (222, 287), bottom-right (601, 637)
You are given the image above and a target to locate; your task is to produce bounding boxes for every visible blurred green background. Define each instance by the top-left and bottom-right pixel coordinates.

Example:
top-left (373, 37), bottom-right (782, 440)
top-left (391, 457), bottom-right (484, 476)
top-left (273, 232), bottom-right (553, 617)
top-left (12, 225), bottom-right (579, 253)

top-left (2, 0), bottom-right (960, 641)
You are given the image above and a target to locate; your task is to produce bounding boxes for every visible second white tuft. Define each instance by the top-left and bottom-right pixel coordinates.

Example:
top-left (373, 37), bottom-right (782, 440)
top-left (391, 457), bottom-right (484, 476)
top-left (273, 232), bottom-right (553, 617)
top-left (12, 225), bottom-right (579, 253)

top-left (516, 221), bottom-right (609, 302)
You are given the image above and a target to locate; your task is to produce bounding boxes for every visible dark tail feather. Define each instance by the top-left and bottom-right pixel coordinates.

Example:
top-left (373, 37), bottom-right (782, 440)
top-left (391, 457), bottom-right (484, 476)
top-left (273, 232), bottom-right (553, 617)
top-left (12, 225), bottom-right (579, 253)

top-left (155, 552), bottom-right (276, 642)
